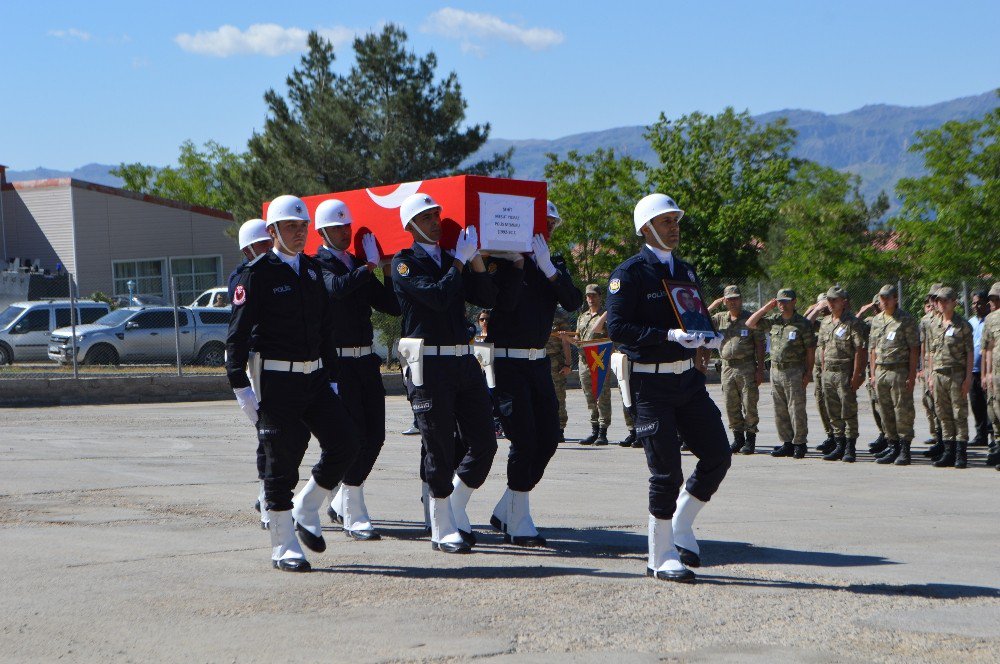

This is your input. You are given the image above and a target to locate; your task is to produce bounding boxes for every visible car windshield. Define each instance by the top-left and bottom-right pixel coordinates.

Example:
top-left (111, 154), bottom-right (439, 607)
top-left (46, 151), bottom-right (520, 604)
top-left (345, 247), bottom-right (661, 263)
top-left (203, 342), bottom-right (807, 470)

top-left (0, 306), bottom-right (25, 329)
top-left (92, 309), bottom-right (136, 327)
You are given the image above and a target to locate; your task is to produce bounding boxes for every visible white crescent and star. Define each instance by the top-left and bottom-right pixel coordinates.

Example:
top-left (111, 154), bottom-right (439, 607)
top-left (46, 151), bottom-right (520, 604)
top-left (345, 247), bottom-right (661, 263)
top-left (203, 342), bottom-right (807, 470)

top-left (366, 181), bottom-right (423, 209)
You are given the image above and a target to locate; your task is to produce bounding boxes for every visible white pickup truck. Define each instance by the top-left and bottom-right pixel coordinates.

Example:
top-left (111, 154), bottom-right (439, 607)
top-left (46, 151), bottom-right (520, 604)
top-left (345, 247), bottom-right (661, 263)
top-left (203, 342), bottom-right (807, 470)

top-left (48, 306), bottom-right (230, 366)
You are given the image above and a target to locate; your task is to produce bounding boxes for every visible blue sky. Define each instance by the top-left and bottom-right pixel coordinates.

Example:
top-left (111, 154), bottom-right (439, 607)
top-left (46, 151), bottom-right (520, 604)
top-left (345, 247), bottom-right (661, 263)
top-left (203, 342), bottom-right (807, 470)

top-left (2, 0), bottom-right (998, 170)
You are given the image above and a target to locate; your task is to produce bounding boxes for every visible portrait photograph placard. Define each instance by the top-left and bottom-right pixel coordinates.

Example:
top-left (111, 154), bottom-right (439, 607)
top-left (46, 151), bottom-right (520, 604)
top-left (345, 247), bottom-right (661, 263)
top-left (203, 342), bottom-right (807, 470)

top-left (662, 280), bottom-right (717, 336)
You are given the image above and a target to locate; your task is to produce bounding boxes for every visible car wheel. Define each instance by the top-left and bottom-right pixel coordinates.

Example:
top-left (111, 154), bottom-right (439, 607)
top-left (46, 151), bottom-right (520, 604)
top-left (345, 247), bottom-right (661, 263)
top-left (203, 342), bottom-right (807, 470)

top-left (0, 343), bottom-right (11, 365)
top-left (83, 344), bottom-right (120, 366)
top-left (196, 342), bottom-right (225, 367)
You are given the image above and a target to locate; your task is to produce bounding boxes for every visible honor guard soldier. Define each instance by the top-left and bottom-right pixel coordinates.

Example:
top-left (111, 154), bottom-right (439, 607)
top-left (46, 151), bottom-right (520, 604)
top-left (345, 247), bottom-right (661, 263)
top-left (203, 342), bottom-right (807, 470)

top-left (391, 193), bottom-right (499, 554)
top-left (230, 218), bottom-right (274, 531)
top-left (606, 193), bottom-right (730, 583)
top-left (868, 284), bottom-right (920, 465)
top-left (707, 285), bottom-right (765, 455)
top-left (747, 289), bottom-right (817, 459)
top-left (927, 286), bottom-right (974, 468)
top-left (310, 199), bottom-right (401, 540)
top-left (227, 195), bottom-right (361, 572)
top-left (483, 200), bottom-right (583, 547)
top-left (816, 287), bottom-right (867, 462)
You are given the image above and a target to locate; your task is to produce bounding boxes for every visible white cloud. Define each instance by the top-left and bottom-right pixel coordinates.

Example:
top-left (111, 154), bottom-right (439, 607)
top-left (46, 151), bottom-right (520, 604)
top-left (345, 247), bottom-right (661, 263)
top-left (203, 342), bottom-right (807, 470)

top-left (174, 23), bottom-right (355, 57)
top-left (422, 8), bottom-right (564, 53)
top-left (47, 28), bottom-right (92, 42)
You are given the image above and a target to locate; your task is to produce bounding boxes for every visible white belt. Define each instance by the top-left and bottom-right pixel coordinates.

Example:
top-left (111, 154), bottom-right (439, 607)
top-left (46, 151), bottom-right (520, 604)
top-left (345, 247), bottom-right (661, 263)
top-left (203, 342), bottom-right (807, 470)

top-left (423, 344), bottom-right (473, 357)
top-left (632, 359), bottom-right (694, 374)
top-left (495, 347), bottom-right (547, 360)
top-left (262, 358), bottom-right (324, 373)
top-left (337, 345), bottom-right (374, 358)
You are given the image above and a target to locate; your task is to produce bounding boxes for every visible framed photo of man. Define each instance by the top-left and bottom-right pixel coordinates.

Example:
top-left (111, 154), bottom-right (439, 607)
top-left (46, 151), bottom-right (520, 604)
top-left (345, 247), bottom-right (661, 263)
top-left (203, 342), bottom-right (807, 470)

top-left (662, 280), bottom-right (717, 336)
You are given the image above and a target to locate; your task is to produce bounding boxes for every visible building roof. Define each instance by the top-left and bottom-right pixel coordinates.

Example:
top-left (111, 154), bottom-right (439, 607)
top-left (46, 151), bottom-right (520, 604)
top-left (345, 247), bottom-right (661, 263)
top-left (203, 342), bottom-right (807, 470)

top-left (2, 177), bottom-right (234, 222)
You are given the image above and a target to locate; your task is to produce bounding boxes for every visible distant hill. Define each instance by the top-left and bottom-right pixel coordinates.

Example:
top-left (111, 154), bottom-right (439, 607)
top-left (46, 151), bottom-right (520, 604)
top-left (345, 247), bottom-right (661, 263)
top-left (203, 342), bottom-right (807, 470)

top-left (8, 90), bottom-right (997, 208)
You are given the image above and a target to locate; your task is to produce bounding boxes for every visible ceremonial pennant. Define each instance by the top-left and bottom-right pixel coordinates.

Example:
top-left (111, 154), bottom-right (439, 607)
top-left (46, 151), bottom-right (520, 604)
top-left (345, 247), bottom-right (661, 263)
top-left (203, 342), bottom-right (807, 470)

top-left (582, 341), bottom-right (613, 400)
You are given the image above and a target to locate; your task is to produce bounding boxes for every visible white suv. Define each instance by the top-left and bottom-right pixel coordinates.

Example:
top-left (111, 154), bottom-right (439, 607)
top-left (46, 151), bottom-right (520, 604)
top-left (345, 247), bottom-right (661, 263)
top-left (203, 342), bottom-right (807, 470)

top-left (0, 300), bottom-right (110, 364)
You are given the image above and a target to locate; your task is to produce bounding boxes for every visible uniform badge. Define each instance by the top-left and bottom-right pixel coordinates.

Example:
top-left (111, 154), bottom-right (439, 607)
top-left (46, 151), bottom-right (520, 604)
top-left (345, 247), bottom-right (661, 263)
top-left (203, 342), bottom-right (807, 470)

top-left (307, 268), bottom-right (317, 281)
top-left (233, 284), bottom-right (246, 306)
top-left (608, 278), bottom-right (621, 294)
top-left (396, 262), bottom-right (410, 277)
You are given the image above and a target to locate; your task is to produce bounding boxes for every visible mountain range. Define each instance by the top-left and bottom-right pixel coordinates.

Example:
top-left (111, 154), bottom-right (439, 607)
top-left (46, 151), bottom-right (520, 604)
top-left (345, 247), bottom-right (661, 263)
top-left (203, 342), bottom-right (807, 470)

top-left (7, 89), bottom-right (997, 208)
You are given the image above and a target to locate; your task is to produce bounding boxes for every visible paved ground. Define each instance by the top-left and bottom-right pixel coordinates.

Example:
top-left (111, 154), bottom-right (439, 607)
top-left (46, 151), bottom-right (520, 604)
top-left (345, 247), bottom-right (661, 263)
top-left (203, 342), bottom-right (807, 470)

top-left (2, 384), bottom-right (998, 663)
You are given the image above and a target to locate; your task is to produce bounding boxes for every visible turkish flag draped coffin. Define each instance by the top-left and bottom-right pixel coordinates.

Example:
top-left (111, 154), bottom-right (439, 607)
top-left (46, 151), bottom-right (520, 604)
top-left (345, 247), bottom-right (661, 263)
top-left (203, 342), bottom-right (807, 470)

top-left (262, 176), bottom-right (548, 259)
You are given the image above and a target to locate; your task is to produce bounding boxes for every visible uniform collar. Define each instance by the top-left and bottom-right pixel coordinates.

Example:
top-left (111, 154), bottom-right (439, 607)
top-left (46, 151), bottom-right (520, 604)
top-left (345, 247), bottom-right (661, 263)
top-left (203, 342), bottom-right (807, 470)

top-left (640, 245), bottom-right (674, 276)
top-left (271, 248), bottom-right (300, 275)
top-left (324, 245), bottom-right (354, 268)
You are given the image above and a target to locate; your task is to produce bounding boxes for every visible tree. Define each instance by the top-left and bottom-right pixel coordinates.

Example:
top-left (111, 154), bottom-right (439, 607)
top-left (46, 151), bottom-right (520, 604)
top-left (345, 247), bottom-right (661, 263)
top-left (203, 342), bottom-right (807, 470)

top-left (892, 94), bottom-right (1000, 282)
top-left (543, 148), bottom-right (647, 287)
top-left (644, 108), bottom-right (799, 279)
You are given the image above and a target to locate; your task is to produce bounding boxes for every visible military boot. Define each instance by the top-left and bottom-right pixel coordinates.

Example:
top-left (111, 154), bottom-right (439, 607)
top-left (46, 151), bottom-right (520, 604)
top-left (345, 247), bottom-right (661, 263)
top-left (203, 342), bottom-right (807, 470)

top-left (923, 431), bottom-right (945, 458)
top-left (986, 448), bottom-right (1000, 467)
top-left (618, 428), bottom-right (636, 448)
top-left (816, 435), bottom-right (836, 455)
top-left (822, 436), bottom-right (846, 461)
top-left (868, 433), bottom-right (888, 455)
top-left (730, 430), bottom-right (746, 453)
top-left (792, 443), bottom-right (807, 459)
top-left (933, 441), bottom-right (956, 468)
top-left (842, 438), bottom-right (857, 463)
top-left (954, 441), bottom-right (968, 469)
top-left (580, 424), bottom-right (600, 445)
top-left (875, 442), bottom-right (898, 459)
top-left (876, 440), bottom-right (900, 464)
top-left (893, 440), bottom-right (911, 466)
top-left (594, 427), bottom-right (609, 446)
top-left (770, 442), bottom-right (794, 457)
top-left (741, 433), bottom-right (756, 455)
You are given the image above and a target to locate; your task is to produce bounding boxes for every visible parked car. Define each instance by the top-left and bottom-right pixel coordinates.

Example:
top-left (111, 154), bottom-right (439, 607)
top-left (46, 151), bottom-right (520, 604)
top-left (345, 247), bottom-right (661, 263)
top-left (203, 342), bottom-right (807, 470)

top-left (0, 300), bottom-right (110, 364)
top-left (190, 287), bottom-right (231, 308)
top-left (110, 294), bottom-right (170, 308)
top-left (48, 306), bottom-right (229, 366)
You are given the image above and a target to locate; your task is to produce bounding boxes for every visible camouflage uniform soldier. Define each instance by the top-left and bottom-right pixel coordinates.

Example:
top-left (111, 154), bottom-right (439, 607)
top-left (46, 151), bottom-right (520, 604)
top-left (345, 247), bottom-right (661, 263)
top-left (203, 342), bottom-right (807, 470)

top-left (806, 294), bottom-right (836, 454)
top-left (546, 311), bottom-right (573, 441)
top-left (747, 288), bottom-right (817, 459)
top-left (817, 286), bottom-right (868, 462)
top-left (928, 286), bottom-right (974, 469)
top-left (709, 285), bottom-right (765, 455)
top-left (981, 282), bottom-right (1000, 468)
top-left (577, 284), bottom-right (611, 445)
top-left (868, 284), bottom-right (921, 465)
top-left (919, 284), bottom-right (945, 456)
top-left (856, 295), bottom-right (888, 454)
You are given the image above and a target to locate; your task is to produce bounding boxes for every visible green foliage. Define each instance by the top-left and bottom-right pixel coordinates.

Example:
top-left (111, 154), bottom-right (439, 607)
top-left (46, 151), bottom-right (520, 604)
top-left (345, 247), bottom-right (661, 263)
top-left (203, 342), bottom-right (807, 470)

top-left (644, 108), bottom-right (799, 280)
top-left (543, 148), bottom-right (647, 288)
top-left (892, 93), bottom-right (1000, 282)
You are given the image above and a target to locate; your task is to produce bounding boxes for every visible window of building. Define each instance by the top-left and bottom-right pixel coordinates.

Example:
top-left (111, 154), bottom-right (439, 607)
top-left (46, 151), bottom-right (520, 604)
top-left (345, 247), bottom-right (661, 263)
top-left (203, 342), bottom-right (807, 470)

top-left (170, 256), bottom-right (222, 306)
top-left (113, 259), bottom-right (166, 298)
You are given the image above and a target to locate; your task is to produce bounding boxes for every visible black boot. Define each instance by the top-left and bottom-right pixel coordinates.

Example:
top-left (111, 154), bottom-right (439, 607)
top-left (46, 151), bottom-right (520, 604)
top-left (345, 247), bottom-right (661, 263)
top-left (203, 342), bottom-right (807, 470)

top-left (954, 441), bottom-right (968, 469)
top-left (893, 440), bottom-right (911, 466)
top-left (876, 440), bottom-right (900, 464)
top-left (618, 428), bottom-right (636, 448)
top-left (741, 432), bottom-right (756, 455)
top-left (793, 443), bottom-right (807, 459)
top-left (816, 435), bottom-right (836, 455)
top-left (822, 436), bottom-right (846, 461)
top-left (875, 442), bottom-right (898, 459)
top-left (842, 438), bottom-right (857, 463)
top-left (595, 427), bottom-right (609, 446)
top-left (556, 429), bottom-right (565, 443)
top-left (868, 433), bottom-right (888, 455)
top-left (730, 430), bottom-right (746, 453)
top-left (770, 442), bottom-right (793, 457)
top-left (580, 424), bottom-right (599, 445)
top-left (986, 448), bottom-right (1000, 467)
top-left (922, 440), bottom-right (944, 458)
top-left (933, 441), bottom-right (956, 468)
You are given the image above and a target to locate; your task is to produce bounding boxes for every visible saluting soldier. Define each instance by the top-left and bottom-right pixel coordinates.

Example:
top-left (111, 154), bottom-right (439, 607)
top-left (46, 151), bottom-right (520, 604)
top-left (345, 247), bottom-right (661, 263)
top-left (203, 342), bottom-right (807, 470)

top-left (606, 193), bottom-right (730, 583)
top-left (868, 284), bottom-right (920, 466)
top-left (707, 285), bottom-right (765, 455)
top-left (816, 287), bottom-right (867, 462)
top-left (309, 199), bottom-right (401, 540)
top-left (981, 282), bottom-right (1000, 468)
top-left (806, 294), bottom-right (837, 455)
top-left (390, 193), bottom-right (498, 554)
top-left (576, 285), bottom-right (611, 445)
top-left (927, 286), bottom-right (974, 469)
top-left (227, 195), bottom-right (361, 572)
top-left (919, 285), bottom-right (945, 457)
top-left (546, 310), bottom-right (574, 442)
top-left (856, 295), bottom-right (888, 455)
top-left (747, 289), bottom-right (817, 459)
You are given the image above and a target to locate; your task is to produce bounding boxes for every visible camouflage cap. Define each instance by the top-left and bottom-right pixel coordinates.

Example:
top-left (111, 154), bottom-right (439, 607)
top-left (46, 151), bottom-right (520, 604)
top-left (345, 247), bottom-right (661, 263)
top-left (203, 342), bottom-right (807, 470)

top-left (816, 293), bottom-right (828, 303)
top-left (878, 284), bottom-right (897, 297)
top-left (825, 286), bottom-right (847, 300)
top-left (585, 283), bottom-right (600, 295)
top-left (552, 309), bottom-right (572, 330)
top-left (776, 288), bottom-right (796, 301)
top-left (928, 282), bottom-right (944, 298)
top-left (723, 284), bottom-right (741, 299)
top-left (871, 294), bottom-right (881, 305)
top-left (990, 282), bottom-right (1000, 298)
top-left (936, 285), bottom-right (957, 301)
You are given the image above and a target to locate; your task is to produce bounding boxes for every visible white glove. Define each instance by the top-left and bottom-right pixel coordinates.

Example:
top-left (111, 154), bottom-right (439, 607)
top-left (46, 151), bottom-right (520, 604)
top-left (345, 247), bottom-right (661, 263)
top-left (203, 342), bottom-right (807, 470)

top-left (233, 386), bottom-right (259, 425)
top-left (667, 329), bottom-right (705, 349)
top-left (703, 334), bottom-right (723, 350)
top-left (361, 233), bottom-right (380, 266)
top-left (454, 226), bottom-right (479, 264)
top-left (329, 382), bottom-right (339, 395)
top-left (531, 234), bottom-right (557, 278)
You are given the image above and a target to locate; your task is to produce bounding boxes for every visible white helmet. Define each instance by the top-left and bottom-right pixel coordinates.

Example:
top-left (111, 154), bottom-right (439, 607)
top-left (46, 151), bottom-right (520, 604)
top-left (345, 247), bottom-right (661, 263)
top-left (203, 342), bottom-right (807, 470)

top-left (266, 194), bottom-right (310, 226)
top-left (315, 199), bottom-right (353, 230)
top-left (238, 218), bottom-right (270, 250)
top-left (633, 193), bottom-right (684, 236)
top-left (546, 200), bottom-right (563, 229)
top-left (399, 193), bottom-right (441, 229)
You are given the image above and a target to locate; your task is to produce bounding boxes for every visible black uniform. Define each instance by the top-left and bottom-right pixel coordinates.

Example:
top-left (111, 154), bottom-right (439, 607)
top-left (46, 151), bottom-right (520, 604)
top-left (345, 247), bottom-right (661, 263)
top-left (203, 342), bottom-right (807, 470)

top-left (606, 247), bottom-right (731, 520)
top-left (226, 251), bottom-right (360, 512)
top-left (391, 244), bottom-right (498, 499)
top-left (314, 245), bottom-right (401, 486)
top-left (485, 255), bottom-right (582, 491)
